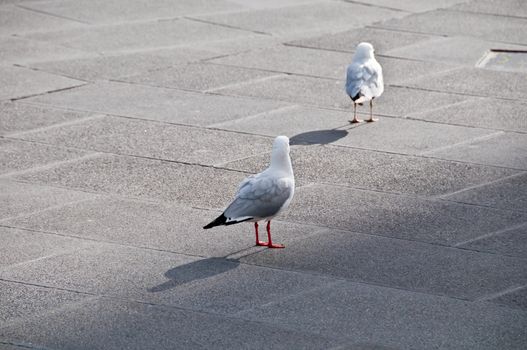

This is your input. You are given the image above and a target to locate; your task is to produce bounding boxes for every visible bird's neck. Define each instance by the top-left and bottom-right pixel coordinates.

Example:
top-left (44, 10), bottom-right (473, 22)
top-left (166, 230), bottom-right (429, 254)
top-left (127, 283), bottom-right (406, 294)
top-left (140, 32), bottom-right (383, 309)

top-left (270, 151), bottom-right (293, 175)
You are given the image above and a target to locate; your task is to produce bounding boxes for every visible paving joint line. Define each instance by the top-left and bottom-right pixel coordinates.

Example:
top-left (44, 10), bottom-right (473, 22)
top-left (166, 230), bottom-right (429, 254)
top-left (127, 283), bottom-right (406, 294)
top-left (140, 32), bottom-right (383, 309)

top-left (476, 284), bottom-right (527, 302)
top-left (208, 104), bottom-right (300, 128)
top-left (324, 141), bottom-right (526, 172)
top-left (13, 63), bottom-right (92, 84)
top-left (0, 152), bottom-right (102, 179)
top-left (419, 131), bottom-right (505, 156)
top-left (0, 340), bottom-right (55, 350)
top-left (454, 222), bottom-right (527, 248)
top-left (183, 16), bottom-right (272, 36)
top-left (339, 0), bottom-right (410, 13)
top-left (438, 171), bottom-right (527, 200)
top-left (0, 196), bottom-right (97, 224)
top-left (4, 113), bottom-right (107, 138)
top-left (15, 4), bottom-right (91, 24)
top-left (9, 83), bottom-right (87, 102)
top-left (203, 73), bottom-right (287, 93)
top-left (0, 224), bottom-right (210, 264)
top-left (0, 278), bottom-right (340, 344)
top-left (443, 8), bottom-right (527, 21)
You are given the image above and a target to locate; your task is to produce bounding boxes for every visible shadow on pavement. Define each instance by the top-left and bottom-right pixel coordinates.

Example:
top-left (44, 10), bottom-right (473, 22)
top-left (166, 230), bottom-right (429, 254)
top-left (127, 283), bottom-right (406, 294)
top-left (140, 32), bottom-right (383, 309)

top-left (148, 257), bottom-right (240, 292)
top-left (290, 129), bottom-right (348, 145)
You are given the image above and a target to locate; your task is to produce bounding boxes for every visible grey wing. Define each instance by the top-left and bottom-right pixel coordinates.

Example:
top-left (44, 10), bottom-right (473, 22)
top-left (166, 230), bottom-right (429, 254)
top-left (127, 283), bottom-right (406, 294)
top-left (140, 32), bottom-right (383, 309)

top-left (363, 61), bottom-right (384, 98)
top-left (345, 63), bottom-right (364, 98)
top-left (224, 176), bottom-right (294, 220)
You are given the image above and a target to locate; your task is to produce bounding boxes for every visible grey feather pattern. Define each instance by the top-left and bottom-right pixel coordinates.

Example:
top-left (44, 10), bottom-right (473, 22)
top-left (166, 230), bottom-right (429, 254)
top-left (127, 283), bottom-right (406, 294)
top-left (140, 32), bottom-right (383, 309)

top-left (345, 60), bottom-right (383, 100)
top-left (224, 173), bottom-right (294, 221)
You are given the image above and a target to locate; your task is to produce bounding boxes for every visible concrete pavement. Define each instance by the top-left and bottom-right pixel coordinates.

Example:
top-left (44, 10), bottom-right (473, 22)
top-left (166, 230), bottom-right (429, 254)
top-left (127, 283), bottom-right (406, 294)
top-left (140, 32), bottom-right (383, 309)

top-left (1, 0), bottom-right (526, 349)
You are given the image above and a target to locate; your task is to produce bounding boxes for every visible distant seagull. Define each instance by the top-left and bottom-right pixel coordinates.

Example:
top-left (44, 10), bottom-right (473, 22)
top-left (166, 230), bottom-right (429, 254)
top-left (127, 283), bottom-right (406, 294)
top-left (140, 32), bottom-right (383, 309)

top-left (345, 42), bottom-right (384, 123)
top-left (203, 136), bottom-right (295, 249)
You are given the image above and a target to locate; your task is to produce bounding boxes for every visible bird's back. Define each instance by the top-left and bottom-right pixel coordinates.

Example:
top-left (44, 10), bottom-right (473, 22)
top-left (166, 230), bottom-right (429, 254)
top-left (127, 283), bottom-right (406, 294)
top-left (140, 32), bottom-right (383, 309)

top-left (224, 169), bottom-right (294, 221)
top-left (346, 58), bottom-right (383, 101)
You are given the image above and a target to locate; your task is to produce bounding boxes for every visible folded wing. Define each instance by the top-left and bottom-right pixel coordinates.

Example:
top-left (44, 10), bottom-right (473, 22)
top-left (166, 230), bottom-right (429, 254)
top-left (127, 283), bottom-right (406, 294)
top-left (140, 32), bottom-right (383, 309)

top-left (224, 174), bottom-right (294, 222)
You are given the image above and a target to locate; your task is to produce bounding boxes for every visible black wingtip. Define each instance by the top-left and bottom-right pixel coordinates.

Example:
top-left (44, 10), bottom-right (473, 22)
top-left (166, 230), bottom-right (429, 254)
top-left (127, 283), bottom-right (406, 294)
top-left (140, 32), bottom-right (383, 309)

top-left (203, 214), bottom-right (227, 229)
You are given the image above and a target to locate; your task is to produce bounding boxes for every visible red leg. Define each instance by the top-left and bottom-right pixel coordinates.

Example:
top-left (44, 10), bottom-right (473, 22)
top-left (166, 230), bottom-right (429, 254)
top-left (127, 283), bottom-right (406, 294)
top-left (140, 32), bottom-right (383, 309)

top-left (266, 221), bottom-right (284, 248)
top-left (255, 222), bottom-right (268, 246)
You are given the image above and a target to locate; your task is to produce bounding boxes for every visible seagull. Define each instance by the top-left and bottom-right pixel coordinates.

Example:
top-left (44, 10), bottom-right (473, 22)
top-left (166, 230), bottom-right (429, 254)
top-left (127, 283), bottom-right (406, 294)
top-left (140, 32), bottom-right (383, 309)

top-left (345, 42), bottom-right (384, 123)
top-left (203, 136), bottom-right (295, 249)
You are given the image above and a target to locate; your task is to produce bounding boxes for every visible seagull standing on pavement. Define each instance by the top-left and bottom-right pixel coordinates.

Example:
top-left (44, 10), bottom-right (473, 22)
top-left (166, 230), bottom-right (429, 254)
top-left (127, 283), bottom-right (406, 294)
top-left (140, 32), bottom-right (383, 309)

top-left (345, 42), bottom-right (384, 123)
top-left (203, 136), bottom-right (295, 249)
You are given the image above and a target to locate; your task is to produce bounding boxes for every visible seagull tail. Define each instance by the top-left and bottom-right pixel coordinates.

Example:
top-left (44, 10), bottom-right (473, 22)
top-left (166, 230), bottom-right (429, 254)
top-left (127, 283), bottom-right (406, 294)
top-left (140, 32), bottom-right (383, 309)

top-left (203, 214), bottom-right (227, 229)
top-left (203, 214), bottom-right (253, 229)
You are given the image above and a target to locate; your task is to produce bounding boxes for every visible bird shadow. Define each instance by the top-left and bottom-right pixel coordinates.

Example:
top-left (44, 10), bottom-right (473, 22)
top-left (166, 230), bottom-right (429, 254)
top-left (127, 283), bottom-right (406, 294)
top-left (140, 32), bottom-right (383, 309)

top-left (290, 123), bottom-right (368, 146)
top-left (148, 257), bottom-right (240, 293)
top-left (290, 129), bottom-right (348, 145)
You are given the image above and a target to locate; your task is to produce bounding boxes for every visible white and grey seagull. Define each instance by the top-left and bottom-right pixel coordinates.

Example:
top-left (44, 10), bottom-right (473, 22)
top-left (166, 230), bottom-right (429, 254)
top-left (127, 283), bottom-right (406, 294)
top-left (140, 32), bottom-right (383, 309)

top-left (345, 42), bottom-right (384, 123)
top-left (203, 136), bottom-right (295, 249)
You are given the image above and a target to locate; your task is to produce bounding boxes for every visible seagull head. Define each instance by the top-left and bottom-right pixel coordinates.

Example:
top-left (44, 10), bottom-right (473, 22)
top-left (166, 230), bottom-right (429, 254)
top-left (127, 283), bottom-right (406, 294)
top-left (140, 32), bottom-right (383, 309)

top-left (354, 42), bottom-right (375, 60)
top-left (272, 135), bottom-right (290, 155)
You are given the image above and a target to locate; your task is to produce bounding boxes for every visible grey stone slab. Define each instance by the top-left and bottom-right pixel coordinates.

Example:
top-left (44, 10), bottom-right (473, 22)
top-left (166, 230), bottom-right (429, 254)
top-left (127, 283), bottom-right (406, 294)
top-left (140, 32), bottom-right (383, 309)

top-left (426, 132), bottom-right (527, 169)
top-left (380, 9), bottom-right (527, 45)
top-left (224, 144), bottom-right (518, 197)
top-left (237, 281), bottom-right (527, 350)
top-left (209, 45), bottom-right (351, 79)
top-left (490, 286), bottom-right (527, 311)
top-left (279, 184), bottom-right (527, 245)
top-left (0, 4), bottom-right (85, 35)
top-left (210, 45), bottom-right (454, 84)
top-left (242, 229), bottom-right (527, 300)
top-left (0, 298), bottom-right (346, 350)
top-left (0, 66), bottom-right (84, 101)
top-left (0, 244), bottom-right (197, 297)
top-left (0, 226), bottom-right (91, 268)
top-left (25, 81), bottom-right (291, 126)
top-left (216, 75), bottom-right (469, 116)
top-left (226, 0), bottom-right (323, 10)
top-left (22, 18), bottom-right (254, 54)
top-left (147, 261), bottom-right (338, 315)
top-left (0, 243), bottom-right (339, 317)
top-left (216, 74), bottom-right (348, 109)
top-left (18, 115), bottom-right (273, 166)
top-left (351, 0), bottom-right (467, 12)
top-left (0, 139), bottom-right (89, 175)
top-left (0, 342), bottom-right (29, 350)
top-left (0, 280), bottom-right (91, 326)
top-left (121, 62), bottom-right (279, 92)
top-left (376, 56), bottom-right (455, 85)
top-left (28, 47), bottom-right (217, 82)
top-left (0, 36), bottom-right (90, 65)
top-left (186, 34), bottom-right (282, 56)
top-left (0, 180), bottom-right (95, 221)
top-left (335, 115), bottom-right (497, 155)
top-left (287, 27), bottom-right (435, 54)
top-left (215, 106), bottom-right (497, 155)
top-left (196, 2), bottom-right (405, 38)
top-left (14, 154), bottom-right (248, 208)
top-left (385, 36), bottom-right (527, 66)
top-left (403, 67), bottom-right (527, 100)
top-left (4, 197), bottom-right (324, 257)
top-left (212, 105), bottom-right (351, 136)
top-left (408, 98), bottom-right (527, 133)
top-left (443, 173), bottom-right (527, 212)
top-left (458, 223), bottom-right (527, 259)
top-left (0, 101), bottom-right (91, 136)
top-left (21, 0), bottom-right (243, 24)
top-left (371, 85), bottom-right (469, 117)
top-left (451, 0), bottom-right (527, 19)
